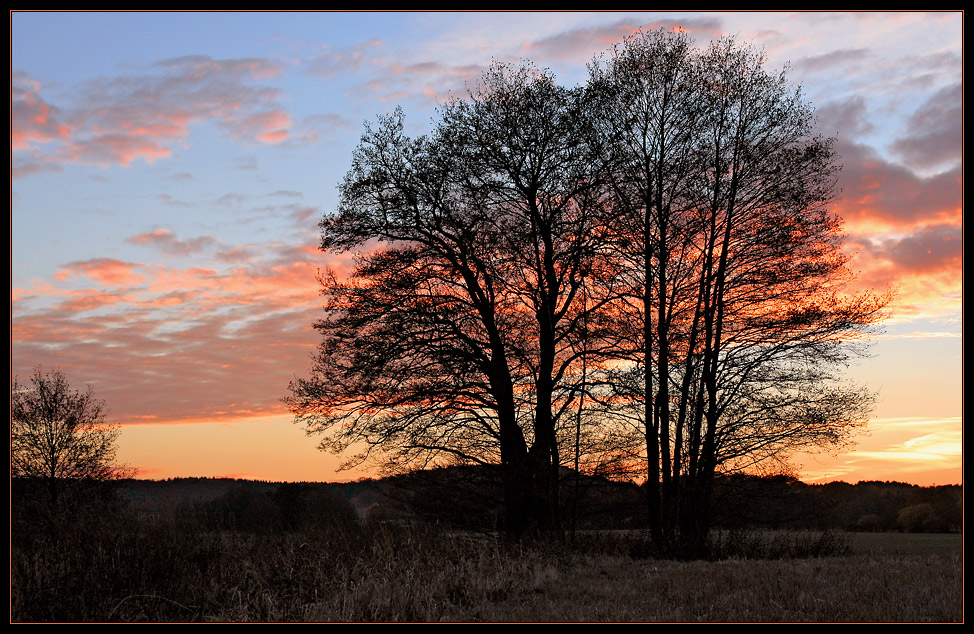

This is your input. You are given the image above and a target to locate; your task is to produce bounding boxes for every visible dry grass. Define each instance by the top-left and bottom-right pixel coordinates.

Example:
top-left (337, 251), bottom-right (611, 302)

top-left (474, 553), bottom-right (962, 622)
top-left (10, 510), bottom-right (962, 623)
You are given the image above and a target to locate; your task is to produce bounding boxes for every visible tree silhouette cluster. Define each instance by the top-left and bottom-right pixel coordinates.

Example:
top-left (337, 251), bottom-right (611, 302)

top-left (287, 29), bottom-right (888, 550)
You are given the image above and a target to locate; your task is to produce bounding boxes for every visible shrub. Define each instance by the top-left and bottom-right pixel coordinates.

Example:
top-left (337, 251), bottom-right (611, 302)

top-left (706, 529), bottom-right (850, 560)
top-left (854, 514), bottom-right (883, 532)
top-left (896, 503), bottom-right (947, 533)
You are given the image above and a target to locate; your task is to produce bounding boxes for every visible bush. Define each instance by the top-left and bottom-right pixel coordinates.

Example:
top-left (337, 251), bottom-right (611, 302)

top-left (854, 514), bottom-right (883, 532)
top-left (896, 503), bottom-right (947, 533)
top-left (707, 529), bottom-right (850, 560)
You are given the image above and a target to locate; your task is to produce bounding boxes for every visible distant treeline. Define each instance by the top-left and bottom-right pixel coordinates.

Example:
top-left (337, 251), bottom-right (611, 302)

top-left (112, 469), bottom-right (961, 534)
top-left (710, 475), bottom-right (961, 533)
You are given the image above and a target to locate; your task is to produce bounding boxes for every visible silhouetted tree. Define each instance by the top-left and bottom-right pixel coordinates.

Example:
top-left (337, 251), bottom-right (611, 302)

top-left (11, 367), bottom-right (124, 514)
top-left (289, 31), bottom-right (887, 547)
top-left (287, 63), bottom-right (616, 536)
top-left (587, 30), bottom-right (888, 556)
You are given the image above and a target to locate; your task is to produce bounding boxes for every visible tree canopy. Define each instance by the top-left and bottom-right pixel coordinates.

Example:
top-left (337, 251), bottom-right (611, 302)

top-left (288, 29), bottom-right (888, 546)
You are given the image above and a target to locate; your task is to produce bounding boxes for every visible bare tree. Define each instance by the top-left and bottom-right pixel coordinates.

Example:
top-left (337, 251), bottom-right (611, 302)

top-left (588, 30), bottom-right (889, 555)
top-left (11, 367), bottom-right (123, 511)
top-left (290, 33), bottom-right (888, 548)
top-left (287, 63), bottom-right (616, 535)
top-left (587, 28), bottom-right (708, 550)
top-left (435, 63), bottom-right (619, 531)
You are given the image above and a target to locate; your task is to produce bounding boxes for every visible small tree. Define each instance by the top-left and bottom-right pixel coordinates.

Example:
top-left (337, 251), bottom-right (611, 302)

top-left (11, 367), bottom-right (123, 512)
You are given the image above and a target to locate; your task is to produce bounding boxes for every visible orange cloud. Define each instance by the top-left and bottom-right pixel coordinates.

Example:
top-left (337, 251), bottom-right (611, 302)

top-left (259, 129), bottom-right (289, 144)
top-left (845, 223), bottom-right (962, 295)
top-left (797, 417), bottom-right (962, 486)
top-left (57, 258), bottom-right (145, 286)
top-left (56, 290), bottom-right (126, 312)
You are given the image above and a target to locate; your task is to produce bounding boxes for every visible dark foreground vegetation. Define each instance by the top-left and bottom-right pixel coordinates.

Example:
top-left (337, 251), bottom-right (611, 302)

top-left (11, 474), bottom-right (962, 623)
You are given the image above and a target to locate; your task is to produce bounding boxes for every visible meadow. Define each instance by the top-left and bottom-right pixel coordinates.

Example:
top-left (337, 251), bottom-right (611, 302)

top-left (11, 496), bottom-right (962, 623)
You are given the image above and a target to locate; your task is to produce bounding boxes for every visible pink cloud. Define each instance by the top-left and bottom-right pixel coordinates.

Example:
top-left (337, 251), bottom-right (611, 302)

top-left (59, 134), bottom-right (173, 166)
top-left (10, 234), bottom-right (339, 425)
top-left (11, 73), bottom-right (71, 150)
top-left (259, 129), bottom-right (288, 143)
top-left (216, 246), bottom-right (258, 263)
top-left (156, 55), bottom-right (284, 81)
top-left (12, 299), bottom-right (321, 424)
top-left (11, 55), bottom-right (292, 173)
top-left (146, 266), bottom-right (221, 295)
top-left (344, 19), bottom-right (726, 106)
top-left (139, 291), bottom-right (197, 307)
top-left (865, 224), bottom-right (962, 274)
top-left (9, 203), bottom-right (955, 429)
top-left (227, 109), bottom-right (293, 144)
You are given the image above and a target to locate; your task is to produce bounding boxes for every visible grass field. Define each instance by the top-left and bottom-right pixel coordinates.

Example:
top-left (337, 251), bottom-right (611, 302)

top-left (11, 511), bottom-right (962, 623)
top-left (448, 530), bottom-right (963, 622)
top-left (465, 551), bottom-right (961, 622)
top-left (845, 531), bottom-right (963, 556)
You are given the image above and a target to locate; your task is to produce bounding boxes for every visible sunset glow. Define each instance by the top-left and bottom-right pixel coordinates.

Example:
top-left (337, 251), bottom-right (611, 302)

top-left (11, 11), bottom-right (962, 485)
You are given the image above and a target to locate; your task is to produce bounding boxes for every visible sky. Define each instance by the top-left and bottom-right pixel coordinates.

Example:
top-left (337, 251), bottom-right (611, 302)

top-left (10, 11), bottom-right (963, 486)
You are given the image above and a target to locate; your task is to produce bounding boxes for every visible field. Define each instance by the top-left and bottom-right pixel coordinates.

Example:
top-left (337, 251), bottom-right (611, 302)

top-left (474, 548), bottom-right (962, 622)
top-left (11, 506), bottom-right (962, 623)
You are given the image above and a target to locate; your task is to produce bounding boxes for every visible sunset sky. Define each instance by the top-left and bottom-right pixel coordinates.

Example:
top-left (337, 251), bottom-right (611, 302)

top-left (11, 11), bottom-right (962, 486)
